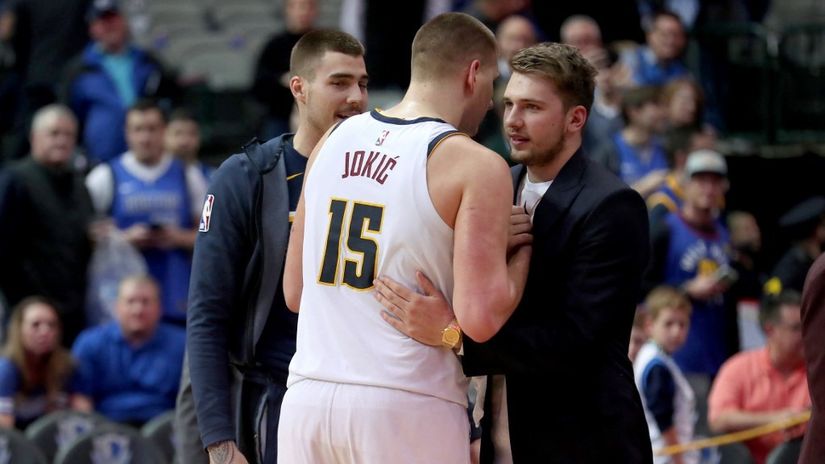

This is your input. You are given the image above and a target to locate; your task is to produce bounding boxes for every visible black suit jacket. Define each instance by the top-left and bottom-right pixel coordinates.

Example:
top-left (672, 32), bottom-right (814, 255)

top-left (463, 150), bottom-right (653, 463)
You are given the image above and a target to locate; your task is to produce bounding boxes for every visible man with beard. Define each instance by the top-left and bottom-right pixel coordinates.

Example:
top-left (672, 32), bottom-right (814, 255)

top-left (185, 30), bottom-right (369, 464)
top-left (0, 104), bottom-right (94, 345)
top-left (373, 42), bottom-right (652, 462)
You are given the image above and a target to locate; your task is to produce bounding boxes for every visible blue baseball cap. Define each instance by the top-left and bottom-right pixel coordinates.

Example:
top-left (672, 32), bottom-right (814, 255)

top-left (86, 0), bottom-right (120, 22)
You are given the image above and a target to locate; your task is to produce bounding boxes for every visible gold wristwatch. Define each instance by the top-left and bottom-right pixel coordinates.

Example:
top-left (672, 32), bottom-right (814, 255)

top-left (441, 320), bottom-right (462, 350)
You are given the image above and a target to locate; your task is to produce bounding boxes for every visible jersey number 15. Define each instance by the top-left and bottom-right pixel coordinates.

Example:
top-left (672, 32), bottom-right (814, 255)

top-left (318, 199), bottom-right (384, 290)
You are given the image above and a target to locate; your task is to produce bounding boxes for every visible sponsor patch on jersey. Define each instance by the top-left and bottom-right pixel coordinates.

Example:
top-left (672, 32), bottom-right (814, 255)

top-left (199, 194), bottom-right (214, 232)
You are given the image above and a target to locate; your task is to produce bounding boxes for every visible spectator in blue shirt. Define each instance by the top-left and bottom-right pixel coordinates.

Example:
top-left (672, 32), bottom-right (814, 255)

top-left (72, 274), bottom-right (184, 426)
top-left (622, 10), bottom-right (690, 87)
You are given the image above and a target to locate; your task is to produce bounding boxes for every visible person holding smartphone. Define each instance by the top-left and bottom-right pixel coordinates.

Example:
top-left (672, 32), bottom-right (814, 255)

top-left (643, 149), bottom-right (734, 437)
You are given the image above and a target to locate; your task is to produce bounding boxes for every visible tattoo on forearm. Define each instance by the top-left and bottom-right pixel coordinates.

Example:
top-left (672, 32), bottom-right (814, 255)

top-left (209, 442), bottom-right (234, 464)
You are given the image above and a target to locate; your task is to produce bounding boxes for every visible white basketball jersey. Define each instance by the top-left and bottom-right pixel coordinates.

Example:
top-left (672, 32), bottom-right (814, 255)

top-left (289, 110), bottom-right (468, 406)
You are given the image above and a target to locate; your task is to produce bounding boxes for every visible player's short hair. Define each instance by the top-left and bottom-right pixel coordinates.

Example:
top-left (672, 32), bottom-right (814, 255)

top-left (410, 12), bottom-right (497, 81)
top-left (290, 29), bottom-right (364, 80)
top-left (644, 285), bottom-right (692, 321)
top-left (510, 42), bottom-right (597, 112)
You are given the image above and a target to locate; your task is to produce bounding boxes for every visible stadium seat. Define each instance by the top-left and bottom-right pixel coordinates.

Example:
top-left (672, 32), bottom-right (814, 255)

top-left (211, 2), bottom-right (276, 27)
top-left (24, 410), bottom-right (111, 464)
top-left (765, 438), bottom-right (803, 464)
top-left (0, 427), bottom-right (48, 464)
top-left (717, 441), bottom-right (755, 464)
top-left (54, 423), bottom-right (166, 464)
top-left (158, 33), bottom-right (231, 71)
top-left (149, 9), bottom-right (204, 31)
top-left (141, 410), bottom-right (176, 464)
top-left (180, 47), bottom-right (258, 90)
top-left (223, 16), bottom-right (279, 42)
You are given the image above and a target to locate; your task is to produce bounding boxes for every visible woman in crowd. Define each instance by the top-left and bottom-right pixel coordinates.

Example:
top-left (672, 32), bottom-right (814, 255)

top-left (0, 297), bottom-right (91, 429)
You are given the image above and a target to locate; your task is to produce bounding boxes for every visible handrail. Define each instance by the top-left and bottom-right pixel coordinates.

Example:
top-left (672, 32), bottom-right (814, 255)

top-left (655, 410), bottom-right (810, 456)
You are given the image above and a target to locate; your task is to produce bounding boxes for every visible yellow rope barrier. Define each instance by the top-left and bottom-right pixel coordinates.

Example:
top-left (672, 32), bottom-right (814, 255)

top-left (655, 410), bottom-right (811, 456)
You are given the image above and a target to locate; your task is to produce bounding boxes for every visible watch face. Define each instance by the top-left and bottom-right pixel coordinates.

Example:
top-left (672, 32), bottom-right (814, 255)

top-left (443, 328), bottom-right (460, 347)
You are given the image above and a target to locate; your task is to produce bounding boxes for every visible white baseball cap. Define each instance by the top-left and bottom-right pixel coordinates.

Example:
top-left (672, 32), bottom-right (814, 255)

top-left (684, 149), bottom-right (727, 178)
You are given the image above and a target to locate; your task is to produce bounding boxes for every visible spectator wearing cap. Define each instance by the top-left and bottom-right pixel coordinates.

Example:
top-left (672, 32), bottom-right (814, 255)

top-left (62, 0), bottom-right (178, 166)
top-left (646, 126), bottom-right (716, 230)
top-left (764, 196), bottom-right (825, 296)
top-left (644, 149), bottom-right (734, 434)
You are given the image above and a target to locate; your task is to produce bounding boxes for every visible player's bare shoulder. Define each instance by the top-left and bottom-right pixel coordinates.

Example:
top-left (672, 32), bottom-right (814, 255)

top-left (429, 133), bottom-right (510, 181)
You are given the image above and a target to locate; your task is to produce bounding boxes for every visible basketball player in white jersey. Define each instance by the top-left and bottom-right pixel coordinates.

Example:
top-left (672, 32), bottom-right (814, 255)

top-left (278, 12), bottom-right (532, 464)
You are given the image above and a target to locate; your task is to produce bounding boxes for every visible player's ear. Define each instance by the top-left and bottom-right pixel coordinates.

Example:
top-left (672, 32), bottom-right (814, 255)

top-left (290, 76), bottom-right (307, 104)
top-left (567, 105), bottom-right (587, 132)
top-left (465, 59), bottom-right (481, 94)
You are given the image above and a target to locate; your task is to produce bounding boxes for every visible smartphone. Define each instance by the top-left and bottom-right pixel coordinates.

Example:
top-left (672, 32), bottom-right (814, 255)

top-left (713, 266), bottom-right (739, 286)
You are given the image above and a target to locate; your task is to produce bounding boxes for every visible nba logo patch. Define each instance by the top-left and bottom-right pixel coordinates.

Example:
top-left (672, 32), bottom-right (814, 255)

top-left (199, 194), bottom-right (214, 232)
top-left (375, 130), bottom-right (389, 146)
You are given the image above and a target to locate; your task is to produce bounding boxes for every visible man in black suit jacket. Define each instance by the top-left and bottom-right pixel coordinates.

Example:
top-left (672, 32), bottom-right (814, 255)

top-left (375, 42), bottom-right (652, 462)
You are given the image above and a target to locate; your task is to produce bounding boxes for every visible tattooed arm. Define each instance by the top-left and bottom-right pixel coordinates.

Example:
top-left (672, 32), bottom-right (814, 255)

top-left (207, 441), bottom-right (249, 464)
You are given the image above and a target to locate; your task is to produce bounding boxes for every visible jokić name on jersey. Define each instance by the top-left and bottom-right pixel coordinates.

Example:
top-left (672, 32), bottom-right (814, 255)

top-left (341, 150), bottom-right (399, 185)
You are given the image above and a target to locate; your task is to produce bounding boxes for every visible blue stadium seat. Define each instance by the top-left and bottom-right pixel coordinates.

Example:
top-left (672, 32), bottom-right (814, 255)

top-left (0, 427), bottom-right (48, 464)
top-left (24, 410), bottom-right (112, 464)
top-left (141, 410), bottom-right (176, 464)
top-left (54, 423), bottom-right (166, 464)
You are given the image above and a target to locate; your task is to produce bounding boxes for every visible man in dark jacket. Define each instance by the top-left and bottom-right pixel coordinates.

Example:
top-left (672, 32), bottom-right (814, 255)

top-left (374, 43), bottom-right (652, 462)
top-left (0, 104), bottom-right (94, 344)
top-left (184, 30), bottom-right (367, 464)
